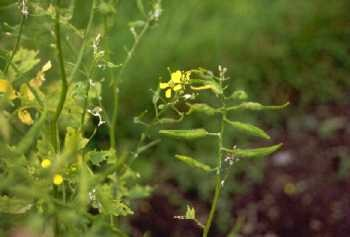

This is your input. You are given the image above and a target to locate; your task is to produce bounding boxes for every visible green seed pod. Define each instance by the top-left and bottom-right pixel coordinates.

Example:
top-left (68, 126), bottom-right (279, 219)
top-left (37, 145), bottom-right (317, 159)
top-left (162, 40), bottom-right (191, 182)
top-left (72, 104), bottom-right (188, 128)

top-left (227, 102), bottom-right (289, 111)
top-left (158, 117), bottom-right (183, 124)
top-left (224, 118), bottom-right (270, 140)
top-left (230, 90), bottom-right (248, 100)
top-left (233, 143), bottom-right (282, 158)
top-left (159, 128), bottom-right (209, 139)
top-left (187, 103), bottom-right (218, 116)
top-left (175, 154), bottom-right (212, 172)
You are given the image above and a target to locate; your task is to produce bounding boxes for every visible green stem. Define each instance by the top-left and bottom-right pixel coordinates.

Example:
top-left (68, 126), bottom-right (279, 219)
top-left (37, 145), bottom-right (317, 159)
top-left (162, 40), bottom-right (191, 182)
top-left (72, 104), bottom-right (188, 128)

top-left (51, 0), bottom-right (68, 152)
top-left (109, 20), bottom-right (150, 152)
top-left (203, 72), bottom-right (226, 237)
top-left (4, 14), bottom-right (25, 73)
top-left (80, 65), bottom-right (96, 130)
top-left (69, 0), bottom-right (96, 82)
top-left (203, 114), bottom-right (225, 237)
top-left (51, 0), bottom-right (96, 151)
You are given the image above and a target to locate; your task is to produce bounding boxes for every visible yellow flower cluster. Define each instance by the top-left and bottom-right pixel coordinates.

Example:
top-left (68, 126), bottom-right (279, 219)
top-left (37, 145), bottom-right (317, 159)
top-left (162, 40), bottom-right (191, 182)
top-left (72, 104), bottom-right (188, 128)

top-left (159, 70), bottom-right (191, 98)
top-left (40, 159), bottom-right (63, 186)
top-left (0, 61), bottom-right (52, 126)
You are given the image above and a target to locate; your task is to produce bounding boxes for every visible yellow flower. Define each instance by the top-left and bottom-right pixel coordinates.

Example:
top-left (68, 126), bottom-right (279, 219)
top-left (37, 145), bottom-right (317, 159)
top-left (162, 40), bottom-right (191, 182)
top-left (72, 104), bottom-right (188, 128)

top-left (20, 84), bottom-right (35, 101)
top-left (18, 109), bottom-right (33, 125)
top-left (31, 61), bottom-right (52, 87)
top-left (53, 174), bottom-right (63, 185)
top-left (41, 159), bottom-right (51, 168)
top-left (159, 70), bottom-right (186, 98)
top-left (0, 79), bottom-right (17, 100)
top-left (183, 71), bottom-right (191, 84)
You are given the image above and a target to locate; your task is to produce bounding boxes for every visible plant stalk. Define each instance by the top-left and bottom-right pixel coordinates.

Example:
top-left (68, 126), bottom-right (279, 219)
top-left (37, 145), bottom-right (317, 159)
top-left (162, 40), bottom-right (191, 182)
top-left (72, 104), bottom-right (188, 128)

top-left (109, 20), bottom-right (150, 152)
top-left (4, 13), bottom-right (25, 73)
top-left (203, 72), bottom-right (226, 236)
top-left (203, 113), bottom-right (225, 237)
top-left (51, 0), bottom-right (96, 151)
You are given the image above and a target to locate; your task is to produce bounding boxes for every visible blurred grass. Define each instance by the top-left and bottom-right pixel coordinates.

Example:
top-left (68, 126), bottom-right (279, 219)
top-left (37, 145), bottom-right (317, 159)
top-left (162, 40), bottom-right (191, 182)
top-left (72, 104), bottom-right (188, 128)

top-left (1, 0), bottom-right (349, 234)
top-left (117, 0), bottom-right (349, 114)
top-left (100, 0), bottom-right (350, 173)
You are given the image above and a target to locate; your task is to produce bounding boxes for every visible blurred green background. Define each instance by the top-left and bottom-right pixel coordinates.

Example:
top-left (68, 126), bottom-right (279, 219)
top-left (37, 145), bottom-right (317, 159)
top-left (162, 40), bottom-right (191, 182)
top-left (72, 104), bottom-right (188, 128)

top-left (1, 0), bottom-right (349, 235)
top-left (103, 0), bottom-right (350, 178)
top-left (104, 0), bottom-right (350, 235)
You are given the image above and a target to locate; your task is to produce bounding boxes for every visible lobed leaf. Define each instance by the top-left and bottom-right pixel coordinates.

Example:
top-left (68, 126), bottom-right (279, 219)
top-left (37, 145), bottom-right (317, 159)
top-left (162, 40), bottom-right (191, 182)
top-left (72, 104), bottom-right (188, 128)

top-left (0, 195), bottom-right (32, 214)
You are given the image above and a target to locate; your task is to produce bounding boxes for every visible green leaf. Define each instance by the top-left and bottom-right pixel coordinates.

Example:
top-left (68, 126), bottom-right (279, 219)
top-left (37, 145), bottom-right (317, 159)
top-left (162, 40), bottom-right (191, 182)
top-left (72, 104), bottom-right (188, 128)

top-left (96, 184), bottom-right (134, 217)
top-left (136, 0), bottom-right (146, 16)
top-left (127, 185), bottom-right (153, 199)
top-left (86, 150), bottom-right (114, 166)
top-left (97, 1), bottom-right (117, 15)
top-left (186, 103), bottom-right (218, 116)
top-left (0, 112), bottom-right (10, 141)
top-left (12, 48), bottom-right (40, 75)
top-left (64, 127), bottom-right (89, 151)
top-left (159, 128), bottom-right (209, 140)
top-left (227, 102), bottom-right (289, 111)
top-left (129, 20), bottom-right (145, 28)
top-left (233, 144), bottom-right (282, 158)
top-left (185, 205), bottom-right (196, 219)
top-left (16, 108), bottom-right (48, 155)
top-left (224, 118), bottom-right (270, 140)
top-left (0, 195), bottom-right (32, 214)
top-left (175, 154), bottom-right (212, 172)
top-left (230, 90), bottom-right (248, 100)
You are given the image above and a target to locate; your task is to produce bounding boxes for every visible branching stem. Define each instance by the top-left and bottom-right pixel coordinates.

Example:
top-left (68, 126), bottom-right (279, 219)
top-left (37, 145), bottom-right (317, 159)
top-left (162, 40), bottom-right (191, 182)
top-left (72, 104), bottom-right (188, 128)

top-left (51, 0), bottom-right (96, 151)
top-left (109, 20), bottom-right (151, 153)
top-left (203, 70), bottom-right (227, 237)
top-left (4, 13), bottom-right (25, 73)
top-left (51, 0), bottom-right (68, 151)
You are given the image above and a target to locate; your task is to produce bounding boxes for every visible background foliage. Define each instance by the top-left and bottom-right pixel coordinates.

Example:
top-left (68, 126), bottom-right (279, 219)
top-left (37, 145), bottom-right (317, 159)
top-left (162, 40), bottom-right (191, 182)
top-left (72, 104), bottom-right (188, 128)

top-left (0, 0), bottom-right (349, 236)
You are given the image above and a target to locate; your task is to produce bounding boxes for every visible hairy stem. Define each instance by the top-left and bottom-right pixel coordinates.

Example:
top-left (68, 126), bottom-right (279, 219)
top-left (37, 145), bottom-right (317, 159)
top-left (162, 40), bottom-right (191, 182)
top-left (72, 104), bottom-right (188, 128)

top-left (69, 0), bottom-right (96, 82)
top-left (51, 0), bottom-right (68, 152)
top-left (51, 0), bottom-right (96, 151)
top-left (79, 0), bottom-right (97, 130)
top-left (203, 73), bottom-right (226, 237)
top-left (4, 14), bottom-right (25, 73)
top-left (203, 113), bottom-right (225, 237)
top-left (109, 20), bottom-right (150, 152)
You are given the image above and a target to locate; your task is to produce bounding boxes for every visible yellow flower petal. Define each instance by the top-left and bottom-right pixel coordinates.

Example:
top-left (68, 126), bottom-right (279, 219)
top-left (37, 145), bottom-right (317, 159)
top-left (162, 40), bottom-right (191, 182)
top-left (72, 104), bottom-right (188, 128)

top-left (0, 80), bottom-right (10, 92)
top-left (20, 84), bottom-right (35, 101)
top-left (159, 82), bottom-right (169, 89)
top-left (173, 84), bottom-right (182, 91)
top-left (41, 159), bottom-right (51, 168)
top-left (53, 174), bottom-right (63, 185)
top-left (183, 71), bottom-right (191, 83)
top-left (30, 61), bottom-right (51, 87)
top-left (190, 85), bottom-right (212, 91)
top-left (165, 88), bottom-right (172, 98)
top-left (171, 70), bottom-right (182, 83)
top-left (18, 109), bottom-right (33, 125)
top-left (0, 79), bottom-right (17, 100)
top-left (42, 61), bottom-right (52, 72)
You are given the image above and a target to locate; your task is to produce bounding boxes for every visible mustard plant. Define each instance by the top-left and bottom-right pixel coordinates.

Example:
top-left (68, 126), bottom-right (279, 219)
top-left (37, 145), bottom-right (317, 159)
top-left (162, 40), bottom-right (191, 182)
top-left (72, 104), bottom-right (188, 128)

top-left (145, 66), bottom-right (288, 236)
top-left (0, 0), bottom-right (161, 236)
